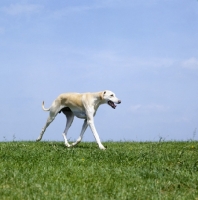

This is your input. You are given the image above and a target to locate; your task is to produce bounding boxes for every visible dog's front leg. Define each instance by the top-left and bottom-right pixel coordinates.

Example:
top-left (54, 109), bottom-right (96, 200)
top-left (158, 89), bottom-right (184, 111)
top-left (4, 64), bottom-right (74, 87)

top-left (86, 115), bottom-right (106, 150)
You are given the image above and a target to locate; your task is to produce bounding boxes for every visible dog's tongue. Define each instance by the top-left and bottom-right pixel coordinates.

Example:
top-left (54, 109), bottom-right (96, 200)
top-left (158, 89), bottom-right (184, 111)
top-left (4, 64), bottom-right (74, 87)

top-left (111, 102), bottom-right (116, 109)
top-left (108, 101), bottom-right (116, 109)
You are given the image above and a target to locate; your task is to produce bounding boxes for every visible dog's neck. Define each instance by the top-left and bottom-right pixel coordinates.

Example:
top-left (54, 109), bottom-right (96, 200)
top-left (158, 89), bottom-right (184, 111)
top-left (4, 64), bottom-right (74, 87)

top-left (91, 91), bottom-right (105, 110)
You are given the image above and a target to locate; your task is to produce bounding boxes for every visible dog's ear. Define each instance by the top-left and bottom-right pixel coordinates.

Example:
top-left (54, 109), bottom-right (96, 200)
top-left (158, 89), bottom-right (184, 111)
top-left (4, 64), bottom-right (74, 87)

top-left (100, 91), bottom-right (106, 100)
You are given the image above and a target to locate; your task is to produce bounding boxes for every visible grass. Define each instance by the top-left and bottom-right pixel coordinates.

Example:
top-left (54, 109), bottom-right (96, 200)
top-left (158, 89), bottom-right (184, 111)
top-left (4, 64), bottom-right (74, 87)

top-left (0, 141), bottom-right (198, 199)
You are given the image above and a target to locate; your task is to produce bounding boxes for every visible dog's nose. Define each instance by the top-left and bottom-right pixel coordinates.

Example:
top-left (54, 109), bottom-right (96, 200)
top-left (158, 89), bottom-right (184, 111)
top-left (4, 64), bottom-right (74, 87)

top-left (118, 100), bottom-right (121, 104)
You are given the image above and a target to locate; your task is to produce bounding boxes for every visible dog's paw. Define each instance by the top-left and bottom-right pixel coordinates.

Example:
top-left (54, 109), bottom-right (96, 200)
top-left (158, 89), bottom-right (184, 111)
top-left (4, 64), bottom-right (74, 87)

top-left (36, 138), bottom-right (41, 142)
top-left (65, 143), bottom-right (71, 148)
top-left (99, 146), bottom-right (106, 150)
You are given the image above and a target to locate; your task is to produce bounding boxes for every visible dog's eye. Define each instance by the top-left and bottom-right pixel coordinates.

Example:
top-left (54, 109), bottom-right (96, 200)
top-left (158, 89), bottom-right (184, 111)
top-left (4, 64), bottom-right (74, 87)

top-left (110, 94), bottom-right (114, 97)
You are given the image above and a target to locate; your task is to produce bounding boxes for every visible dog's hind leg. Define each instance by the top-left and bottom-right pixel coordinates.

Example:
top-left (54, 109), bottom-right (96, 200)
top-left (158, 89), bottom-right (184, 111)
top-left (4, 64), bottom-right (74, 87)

top-left (37, 103), bottom-right (60, 142)
top-left (62, 108), bottom-right (74, 147)
top-left (71, 119), bottom-right (88, 147)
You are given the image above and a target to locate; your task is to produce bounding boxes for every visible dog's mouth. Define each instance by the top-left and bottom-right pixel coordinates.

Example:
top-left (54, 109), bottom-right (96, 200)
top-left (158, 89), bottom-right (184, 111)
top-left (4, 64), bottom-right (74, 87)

top-left (108, 101), bottom-right (117, 109)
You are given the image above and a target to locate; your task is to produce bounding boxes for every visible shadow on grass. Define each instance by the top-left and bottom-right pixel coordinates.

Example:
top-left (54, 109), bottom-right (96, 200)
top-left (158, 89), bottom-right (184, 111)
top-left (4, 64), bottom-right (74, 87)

top-left (47, 141), bottom-right (99, 150)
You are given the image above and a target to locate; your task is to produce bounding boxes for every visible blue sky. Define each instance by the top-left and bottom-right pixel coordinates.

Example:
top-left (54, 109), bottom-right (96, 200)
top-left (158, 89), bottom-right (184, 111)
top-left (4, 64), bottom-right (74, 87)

top-left (0, 0), bottom-right (198, 142)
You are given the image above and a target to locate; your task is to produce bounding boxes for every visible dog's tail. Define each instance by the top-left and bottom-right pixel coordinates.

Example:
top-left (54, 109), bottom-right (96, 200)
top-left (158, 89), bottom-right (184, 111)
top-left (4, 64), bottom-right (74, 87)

top-left (42, 101), bottom-right (50, 111)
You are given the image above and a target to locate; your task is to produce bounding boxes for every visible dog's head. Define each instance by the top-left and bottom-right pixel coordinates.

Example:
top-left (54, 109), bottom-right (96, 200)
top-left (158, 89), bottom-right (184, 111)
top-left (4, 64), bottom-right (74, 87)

top-left (101, 90), bottom-right (121, 109)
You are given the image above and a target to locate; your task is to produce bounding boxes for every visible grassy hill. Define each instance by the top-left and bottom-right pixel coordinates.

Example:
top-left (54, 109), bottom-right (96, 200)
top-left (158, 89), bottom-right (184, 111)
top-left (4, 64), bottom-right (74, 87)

top-left (0, 141), bottom-right (198, 199)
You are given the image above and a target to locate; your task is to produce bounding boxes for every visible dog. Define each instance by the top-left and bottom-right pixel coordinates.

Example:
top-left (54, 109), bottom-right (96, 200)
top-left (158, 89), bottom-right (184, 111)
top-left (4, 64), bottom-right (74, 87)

top-left (36, 90), bottom-right (121, 149)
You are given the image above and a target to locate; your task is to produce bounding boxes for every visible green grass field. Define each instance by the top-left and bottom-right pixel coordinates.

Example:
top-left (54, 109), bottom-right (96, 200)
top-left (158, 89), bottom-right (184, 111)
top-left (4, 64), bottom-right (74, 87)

top-left (0, 141), bottom-right (198, 199)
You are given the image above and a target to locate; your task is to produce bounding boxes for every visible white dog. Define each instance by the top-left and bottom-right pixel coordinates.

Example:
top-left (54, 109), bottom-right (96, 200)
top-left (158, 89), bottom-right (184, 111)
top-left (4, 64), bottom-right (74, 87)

top-left (37, 90), bottom-right (121, 149)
